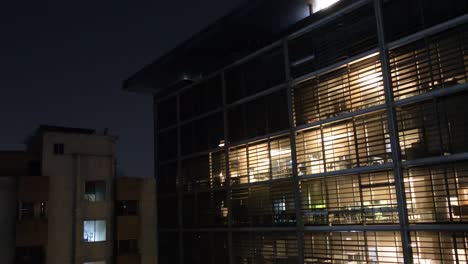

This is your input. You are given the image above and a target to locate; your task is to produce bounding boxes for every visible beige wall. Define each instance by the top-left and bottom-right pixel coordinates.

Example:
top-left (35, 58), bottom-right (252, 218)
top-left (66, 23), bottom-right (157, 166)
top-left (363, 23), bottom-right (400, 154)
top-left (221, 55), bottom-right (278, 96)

top-left (17, 176), bottom-right (49, 202)
top-left (116, 254), bottom-right (141, 264)
top-left (116, 177), bottom-right (141, 200)
top-left (116, 177), bottom-right (157, 264)
top-left (140, 178), bottom-right (157, 264)
top-left (43, 132), bottom-right (116, 264)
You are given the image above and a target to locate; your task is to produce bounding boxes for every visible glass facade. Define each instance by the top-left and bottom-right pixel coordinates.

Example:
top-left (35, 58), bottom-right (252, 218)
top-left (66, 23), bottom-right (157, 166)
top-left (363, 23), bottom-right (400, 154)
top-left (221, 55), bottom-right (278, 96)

top-left (153, 0), bottom-right (468, 263)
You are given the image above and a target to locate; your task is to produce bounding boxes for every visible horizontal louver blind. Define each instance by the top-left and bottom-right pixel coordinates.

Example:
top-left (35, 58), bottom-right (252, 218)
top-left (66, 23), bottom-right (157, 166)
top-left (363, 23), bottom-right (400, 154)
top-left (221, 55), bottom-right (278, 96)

top-left (404, 162), bottom-right (468, 223)
top-left (293, 55), bottom-right (385, 126)
top-left (229, 136), bottom-right (292, 185)
top-left (411, 231), bottom-right (468, 263)
top-left (233, 232), bottom-right (298, 263)
top-left (300, 171), bottom-right (398, 225)
top-left (231, 179), bottom-right (295, 227)
top-left (296, 112), bottom-right (390, 175)
top-left (303, 231), bottom-right (403, 263)
top-left (389, 25), bottom-right (468, 101)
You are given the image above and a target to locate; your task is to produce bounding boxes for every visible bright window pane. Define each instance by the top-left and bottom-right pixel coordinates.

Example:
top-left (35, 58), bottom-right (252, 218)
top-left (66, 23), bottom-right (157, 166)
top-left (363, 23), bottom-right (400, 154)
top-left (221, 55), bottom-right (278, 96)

top-left (83, 220), bottom-right (106, 242)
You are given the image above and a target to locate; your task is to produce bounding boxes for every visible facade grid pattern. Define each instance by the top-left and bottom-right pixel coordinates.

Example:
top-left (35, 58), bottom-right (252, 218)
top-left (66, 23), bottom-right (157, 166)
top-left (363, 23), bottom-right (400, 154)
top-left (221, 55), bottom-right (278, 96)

top-left (154, 0), bottom-right (468, 263)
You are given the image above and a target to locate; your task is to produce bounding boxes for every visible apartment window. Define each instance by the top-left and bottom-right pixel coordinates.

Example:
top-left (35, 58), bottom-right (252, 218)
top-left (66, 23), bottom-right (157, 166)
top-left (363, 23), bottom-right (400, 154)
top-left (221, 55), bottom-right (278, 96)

top-left (15, 246), bottom-right (45, 264)
top-left (116, 200), bottom-right (138, 216)
top-left (84, 181), bottom-right (106, 202)
top-left (83, 262), bottom-right (105, 264)
top-left (53, 143), bottom-right (64, 155)
top-left (18, 202), bottom-right (34, 220)
top-left (116, 239), bottom-right (138, 255)
top-left (18, 202), bottom-right (47, 220)
top-left (83, 220), bottom-right (106, 242)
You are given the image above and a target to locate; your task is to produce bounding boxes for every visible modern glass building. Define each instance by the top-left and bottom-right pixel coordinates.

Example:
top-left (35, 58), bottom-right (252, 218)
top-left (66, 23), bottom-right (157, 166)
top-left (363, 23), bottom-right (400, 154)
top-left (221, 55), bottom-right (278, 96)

top-left (124, 0), bottom-right (468, 263)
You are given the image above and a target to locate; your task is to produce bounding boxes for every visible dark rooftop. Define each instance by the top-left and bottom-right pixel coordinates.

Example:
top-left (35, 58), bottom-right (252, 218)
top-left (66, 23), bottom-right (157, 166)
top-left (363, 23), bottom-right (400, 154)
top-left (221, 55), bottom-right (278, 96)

top-left (123, 0), bottom-right (339, 95)
top-left (36, 125), bottom-right (96, 135)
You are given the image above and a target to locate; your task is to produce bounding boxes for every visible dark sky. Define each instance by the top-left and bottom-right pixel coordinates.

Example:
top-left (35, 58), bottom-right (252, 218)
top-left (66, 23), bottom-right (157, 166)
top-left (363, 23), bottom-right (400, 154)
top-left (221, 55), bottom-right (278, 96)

top-left (0, 0), bottom-right (242, 177)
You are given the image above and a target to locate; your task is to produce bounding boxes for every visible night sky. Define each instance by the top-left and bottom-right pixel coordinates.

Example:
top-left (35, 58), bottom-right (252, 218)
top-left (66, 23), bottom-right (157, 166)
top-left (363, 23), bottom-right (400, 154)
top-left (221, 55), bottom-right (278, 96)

top-left (0, 0), bottom-right (242, 177)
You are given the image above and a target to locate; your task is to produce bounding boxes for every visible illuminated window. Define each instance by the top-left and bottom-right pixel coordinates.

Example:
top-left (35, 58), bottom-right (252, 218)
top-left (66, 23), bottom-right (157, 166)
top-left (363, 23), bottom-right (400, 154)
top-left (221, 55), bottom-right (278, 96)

top-left (229, 137), bottom-right (292, 185)
top-left (83, 220), bottom-right (106, 242)
top-left (84, 181), bottom-right (106, 202)
top-left (310, 0), bottom-right (341, 13)
top-left (83, 262), bottom-right (105, 264)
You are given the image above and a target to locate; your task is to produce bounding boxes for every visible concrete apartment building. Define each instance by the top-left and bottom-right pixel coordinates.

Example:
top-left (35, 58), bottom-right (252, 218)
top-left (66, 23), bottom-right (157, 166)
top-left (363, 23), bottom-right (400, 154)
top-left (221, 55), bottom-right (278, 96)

top-left (0, 125), bottom-right (156, 264)
top-left (124, 0), bottom-right (468, 263)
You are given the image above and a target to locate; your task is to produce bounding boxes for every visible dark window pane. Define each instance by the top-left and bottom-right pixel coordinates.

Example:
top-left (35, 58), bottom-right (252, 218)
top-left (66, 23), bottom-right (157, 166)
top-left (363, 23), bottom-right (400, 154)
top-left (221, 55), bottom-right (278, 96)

top-left (157, 96), bottom-right (177, 130)
top-left (158, 129), bottom-right (178, 161)
top-left (158, 162), bottom-right (177, 195)
top-left (181, 112), bottom-right (224, 155)
top-left (397, 93), bottom-right (468, 160)
top-left (19, 202), bottom-right (34, 220)
top-left (53, 143), bottom-right (64, 155)
top-left (159, 232), bottom-right (179, 264)
top-left (226, 47), bottom-right (285, 103)
top-left (383, 0), bottom-right (468, 42)
top-left (15, 246), bottom-right (45, 264)
top-left (116, 200), bottom-right (138, 216)
top-left (158, 196), bottom-right (178, 228)
top-left (228, 90), bottom-right (289, 143)
top-left (289, 3), bottom-right (377, 78)
top-left (183, 233), bottom-right (211, 264)
top-left (116, 239), bottom-right (139, 255)
top-left (180, 75), bottom-right (222, 120)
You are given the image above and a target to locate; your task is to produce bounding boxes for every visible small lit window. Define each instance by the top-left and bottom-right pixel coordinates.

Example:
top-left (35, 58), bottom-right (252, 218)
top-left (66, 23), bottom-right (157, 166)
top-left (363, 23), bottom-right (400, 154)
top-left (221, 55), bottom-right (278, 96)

top-left (83, 261), bottom-right (106, 264)
top-left (116, 200), bottom-right (138, 216)
top-left (39, 202), bottom-right (47, 219)
top-left (53, 143), bottom-right (64, 155)
top-left (83, 220), bottom-right (106, 242)
top-left (84, 181), bottom-right (106, 202)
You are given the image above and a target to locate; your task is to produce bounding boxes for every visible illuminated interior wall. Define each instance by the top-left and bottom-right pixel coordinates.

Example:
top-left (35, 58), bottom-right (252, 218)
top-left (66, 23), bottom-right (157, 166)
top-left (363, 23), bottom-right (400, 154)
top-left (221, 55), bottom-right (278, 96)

top-left (153, 1), bottom-right (468, 263)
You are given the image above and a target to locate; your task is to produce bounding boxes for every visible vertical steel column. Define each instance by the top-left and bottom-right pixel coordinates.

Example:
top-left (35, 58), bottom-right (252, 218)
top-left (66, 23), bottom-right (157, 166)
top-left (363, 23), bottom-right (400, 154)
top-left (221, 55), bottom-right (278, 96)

top-left (283, 39), bottom-right (305, 264)
top-left (176, 94), bottom-right (184, 264)
top-left (373, 0), bottom-right (413, 263)
top-left (221, 71), bottom-right (234, 264)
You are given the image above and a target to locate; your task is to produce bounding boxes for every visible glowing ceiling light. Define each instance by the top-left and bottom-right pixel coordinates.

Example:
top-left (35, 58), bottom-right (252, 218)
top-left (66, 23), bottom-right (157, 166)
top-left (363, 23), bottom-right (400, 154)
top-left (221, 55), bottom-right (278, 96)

top-left (218, 140), bottom-right (225, 147)
top-left (311, 0), bottom-right (341, 13)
